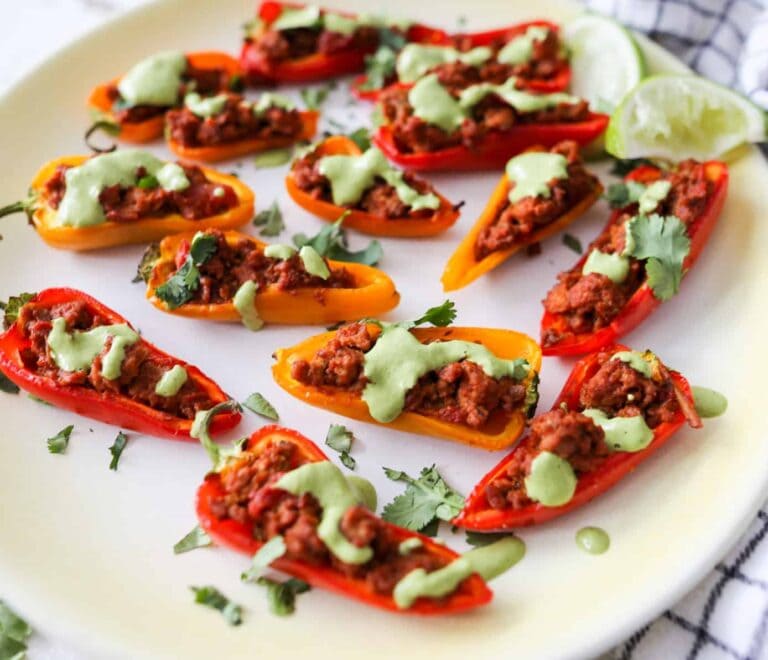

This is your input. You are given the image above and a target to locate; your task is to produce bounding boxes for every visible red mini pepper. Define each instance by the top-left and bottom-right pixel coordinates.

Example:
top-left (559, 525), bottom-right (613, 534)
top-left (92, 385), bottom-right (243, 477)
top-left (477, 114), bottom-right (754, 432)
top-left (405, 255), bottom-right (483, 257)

top-left (0, 288), bottom-right (240, 440)
top-left (540, 161), bottom-right (729, 357)
top-left (373, 113), bottom-right (608, 172)
top-left (453, 344), bottom-right (701, 530)
top-left (196, 423), bottom-right (492, 614)
top-left (240, 1), bottom-right (447, 85)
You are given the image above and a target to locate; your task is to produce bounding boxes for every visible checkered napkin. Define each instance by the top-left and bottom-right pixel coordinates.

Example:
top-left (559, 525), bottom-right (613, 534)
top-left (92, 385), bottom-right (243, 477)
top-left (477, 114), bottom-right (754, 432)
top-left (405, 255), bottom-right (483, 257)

top-left (579, 2), bottom-right (768, 658)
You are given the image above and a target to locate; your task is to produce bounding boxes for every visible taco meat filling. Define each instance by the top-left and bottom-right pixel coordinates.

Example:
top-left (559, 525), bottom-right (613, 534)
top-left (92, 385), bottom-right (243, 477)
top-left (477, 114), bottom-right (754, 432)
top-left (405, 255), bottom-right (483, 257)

top-left (290, 322), bottom-right (527, 429)
top-left (484, 351), bottom-right (680, 510)
top-left (291, 150), bottom-right (440, 220)
top-left (379, 85), bottom-right (589, 154)
top-left (474, 140), bottom-right (598, 259)
top-left (542, 160), bottom-right (712, 345)
top-left (106, 58), bottom-right (236, 124)
top-left (16, 300), bottom-right (215, 418)
top-left (43, 163), bottom-right (238, 223)
top-left (165, 93), bottom-right (305, 148)
top-left (208, 439), bottom-right (467, 598)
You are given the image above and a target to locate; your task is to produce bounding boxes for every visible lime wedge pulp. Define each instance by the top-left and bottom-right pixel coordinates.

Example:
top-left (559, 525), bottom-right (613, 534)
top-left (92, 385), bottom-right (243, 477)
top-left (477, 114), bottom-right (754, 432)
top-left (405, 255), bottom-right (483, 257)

top-left (606, 74), bottom-right (768, 160)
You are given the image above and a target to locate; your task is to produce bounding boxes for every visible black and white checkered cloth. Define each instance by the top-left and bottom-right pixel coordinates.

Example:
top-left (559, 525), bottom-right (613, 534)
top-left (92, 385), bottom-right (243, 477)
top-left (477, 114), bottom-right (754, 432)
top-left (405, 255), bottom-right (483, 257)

top-left (581, 2), bottom-right (768, 658)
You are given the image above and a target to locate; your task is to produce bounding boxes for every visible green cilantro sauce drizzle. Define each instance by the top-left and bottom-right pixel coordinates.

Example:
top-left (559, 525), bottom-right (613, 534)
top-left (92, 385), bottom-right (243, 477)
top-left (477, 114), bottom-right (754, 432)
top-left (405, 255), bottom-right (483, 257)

top-left (638, 180), bottom-right (671, 214)
top-left (497, 26), bottom-right (551, 65)
top-left (612, 350), bottom-right (653, 377)
top-left (233, 281), bottom-right (264, 331)
top-left (575, 527), bottom-right (610, 555)
top-left (47, 317), bottom-right (139, 379)
top-left (263, 244), bottom-right (297, 260)
top-left (183, 92), bottom-right (228, 118)
top-left (362, 325), bottom-right (529, 423)
top-left (524, 451), bottom-right (577, 506)
top-left (582, 409), bottom-right (653, 452)
top-left (691, 386), bottom-right (728, 418)
top-left (117, 50), bottom-right (187, 107)
top-left (396, 44), bottom-right (493, 84)
top-left (582, 249), bottom-right (629, 283)
top-left (317, 147), bottom-right (440, 210)
top-left (271, 6), bottom-right (406, 34)
top-left (398, 538), bottom-right (423, 555)
top-left (56, 150), bottom-right (190, 228)
top-left (505, 152), bottom-right (569, 204)
top-left (154, 365), bottom-right (188, 396)
top-left (299, 246), bottom-right (330, 279)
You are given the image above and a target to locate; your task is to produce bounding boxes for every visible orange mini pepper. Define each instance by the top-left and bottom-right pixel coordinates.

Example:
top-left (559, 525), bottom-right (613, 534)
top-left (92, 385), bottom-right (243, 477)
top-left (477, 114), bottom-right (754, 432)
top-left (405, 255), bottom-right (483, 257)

top-left (273, 325), bottom-right (541, 450)
top-left (146, 230), bottom-right (400, 324)
top-left (87, 51), bottom-right (242, 143)
top-left (0, 155), bottom-right (254, 251)
top-left (285, 136), bottom-right (460, 237)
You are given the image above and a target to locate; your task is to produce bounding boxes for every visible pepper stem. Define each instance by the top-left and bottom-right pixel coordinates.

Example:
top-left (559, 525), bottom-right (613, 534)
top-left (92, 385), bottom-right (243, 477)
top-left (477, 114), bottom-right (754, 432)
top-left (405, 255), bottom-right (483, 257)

top-left (0, 193), bottom-right (36, 221)
top-left (84, 120), bottom-right (120, 154)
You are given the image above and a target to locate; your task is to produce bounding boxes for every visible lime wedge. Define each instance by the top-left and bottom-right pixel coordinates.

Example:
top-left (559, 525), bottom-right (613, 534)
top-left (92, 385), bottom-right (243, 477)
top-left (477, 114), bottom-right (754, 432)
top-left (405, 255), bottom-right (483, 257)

top-left (606, 74), bottom-right (768, 160)
top-left (563, 13), bottom-right (646, 113)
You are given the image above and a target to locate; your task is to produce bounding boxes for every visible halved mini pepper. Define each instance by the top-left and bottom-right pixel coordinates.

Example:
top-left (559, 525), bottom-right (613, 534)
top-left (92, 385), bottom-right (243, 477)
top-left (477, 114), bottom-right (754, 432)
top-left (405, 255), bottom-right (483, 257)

top-left (285, 135), bottom-right (460, 237)
top-left (88, 51), bottom-right (242, 143)
top-left (196, 423), bottom-right (492, 614)
top-left (0, 154), bottom-right (254, 251)
top-left (273, 325), bottom-right (541, 450)
top-left (145, 230), bottom-right (400, 324)
top-left (540, 161), bottom-right (729, 357)
top-left (0, 288), bottom-right (240, 440)
top-left (453, 344), bottom-right (700, 530)
top-left (441, 143), bottom-right (603, 291)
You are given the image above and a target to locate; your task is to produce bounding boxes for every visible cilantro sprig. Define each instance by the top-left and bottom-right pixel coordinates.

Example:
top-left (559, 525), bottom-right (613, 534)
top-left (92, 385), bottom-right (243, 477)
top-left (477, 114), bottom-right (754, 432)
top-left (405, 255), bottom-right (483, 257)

top-left (411, 300), bottom-right (457, 328)
top-left (155, 232), bottom-right (217, 309)
top-left (256, 577), bottom-right (311, 616)
top-left (0, 292), bottom-right (35, 330)
top-left (190, 586), bottom-right (243, 626)
top-left (0, 599), bottom-right (32, 658)
top-left (293, 213), bottom-right (383, 266)
top-left (253, 201), bottom-right (285, 237)
top-left (358, 27), bottom-right (406, 91)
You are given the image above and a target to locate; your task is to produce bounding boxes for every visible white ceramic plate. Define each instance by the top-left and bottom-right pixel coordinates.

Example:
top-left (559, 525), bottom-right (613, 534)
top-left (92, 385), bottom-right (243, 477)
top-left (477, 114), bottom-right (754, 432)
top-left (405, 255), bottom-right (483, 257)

top-left (0, 1), bottom-right (766, 658)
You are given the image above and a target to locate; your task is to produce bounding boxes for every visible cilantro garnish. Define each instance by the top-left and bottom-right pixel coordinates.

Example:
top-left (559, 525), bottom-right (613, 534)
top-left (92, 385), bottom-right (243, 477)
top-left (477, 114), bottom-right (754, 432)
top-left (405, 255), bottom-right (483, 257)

top-left (190, 586), bottom-right (243, 626)
top-left (256, 577), bottom-right (311, 616)
top-left (624, 214), bottom-right (691, 301)
top-left (359, 46), bottom-right (397, 91)
top-left (347, 127), bottom-right (372, 151)
top-left (241, 536), bottom-right (286, 583)
top-left (190, 401), bottom-right (245, 472)
top-left (253, 148), bottom-right (294, 169)
top-left (609, 157), bottom-right (658, 177)
top-left (292, 213), bottom-right (383, 266)
top-left (173, 525), bottom-right (212, 554)
top-left (155, 232), bottom-right (217, 309)
top-left (0, 372), bottom-right (19, 394)
top-left (0, 292), bottom-right (35, 329)
top-left (300, 85), bottom-right (332, 110)
top-left (132, 242), bottom-right (160, 283)
top-left (137, 174), bottom-right (159, 189)
top-left (242, 392), bottom-right (279, 421)
top-left (0, 599), bottom-right (32, 659)
top-left (252, 201), bottom-right (285, 237)
top-left (381, 465), bottom-right (465, 533)
top-left (47, 424), bottom-right (73, 454)
top-left (604, 180), bottom-right (646, 209)
top-left (562, 233), bottom-right (583, 254)
top-left (108, 431), bottom-right (128, 470)
top-left (412, 300), bottom-right (457, 328)
top-left (325, 424), bottom-right (356, 470)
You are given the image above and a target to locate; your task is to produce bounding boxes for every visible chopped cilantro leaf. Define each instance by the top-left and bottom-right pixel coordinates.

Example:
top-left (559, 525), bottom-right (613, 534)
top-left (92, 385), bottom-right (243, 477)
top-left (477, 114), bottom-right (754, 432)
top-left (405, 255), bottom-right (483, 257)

top-left (347, 127), bottom-right (372, 151)
top-left (359, 45), bottom-right (397, 91)
top-left (339, 452), bottom-right (356, 470)
top-left (0, 372), bottom-right (19, 394)
top-left (300, 85), bottom-right (331, 110)
top-left (108, 431), bottom-right (128, 470)
top-left (132, 242), bottom-right (160, 283)
top-left (137, 174), bottom-right (159, 189)
top-left (604, 180), bottom-right (646, 209)
top-left (155, 232), bottom-right (217, 309)
top-left (0, 598), bottom-right (32, 658)
top-left (242, 535), bottom-right (286, 582)
top-left (253, 148), bottom-right (293, 169)
top-left (325, 424), bottom-right (356, 470)
top-left (562, 233), bottom-right (582, 254)
top-left (190, 586), bottom-right (243, 625)
top-left (256, 577), bottom-right (310, 616)
top-left (292, 213), bottom-right (382, 266)
top-left (1, 292), bottom-right (35, 330)
top-left (253, 201), bottom-right (285, 237)
top-left (242, 392), bottom-right (279, 421)
top-left (47, 424), bottom-right (73, 454)
top-left (173, 525), bottom-right (212, 554)
top-left (189, 232), bottom-right (218, 263)
top-left (412, 300), bottom-right (457, 327)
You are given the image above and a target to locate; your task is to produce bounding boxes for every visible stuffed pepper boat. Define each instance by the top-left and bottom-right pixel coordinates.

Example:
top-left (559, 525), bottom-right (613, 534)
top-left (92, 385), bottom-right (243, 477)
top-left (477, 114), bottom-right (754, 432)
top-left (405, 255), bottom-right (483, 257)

top-left (0, 288), bottom-right (240, 439)
top-left (442, 140), bottom-right (602, 291)
top-left (0, 149), bottom-right (254, 251)
top-left (165, 91), bottom-right (318, 162)
top-left (272, 303), bottom-right (541, 449)
top-left (373, 73), bottom-right (608, 171)
top-left (143, 229), bottom-right (399, 326)
top-left (353, 20), bottom-right (570, 100)
top-left (240, 1), bottom-right (446, 85)
top-left (195, 418), bottom-right (526, 614)
top-left (454, 345), bottom-right (702, 530)
top-left (541, 159), bottom-right (728, 356)
top-left (88, 51), bottom-right (242, 143)
top-left (286, 135), bottom-right (460, 237)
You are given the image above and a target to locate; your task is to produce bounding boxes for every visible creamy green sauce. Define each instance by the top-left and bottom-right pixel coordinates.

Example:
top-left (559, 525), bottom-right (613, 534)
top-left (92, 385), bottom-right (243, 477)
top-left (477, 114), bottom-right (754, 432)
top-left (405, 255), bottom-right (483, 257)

top-left (47, 317), bottom-right (139, 378)
top-left (638, 180), bottom-right (672, 214)
top-left (396, 44), bottom-right (492, 84)
top-left (582, 408), bottom-right (653, 452)
top-left (275, 462), bottom-right (373, 564)
top-left (323, 11), bottom-right (358, 35)
top-left (253, 93), bottom-right (295, 114)
top-left (184, 92), bottom-right (227, 118)
top-left (692, 386), bottom-right (728, 418)
top-left (271, 5), bottom-right (322, 31)
top-left (345, 475), bottom-right (377, 511)
top-left (505, 152), bottom-right (569, 204)
top-left (154, 365), bottom-right (188, 397)
top-left (56, 150), bottom-right (190, 228)
top-left (575, 527), bottom-right (610, 555)
top-left (524, 451), bottom-right (577, 506)
top-left (582, 249), bottom-right (629, 283)
top-left (263, 244), bottom-right (297, 260)
top-left (117, 50), bottom-right (187, 107)
top-left (457, 77), bottom-right (578, 113)
top-left (497, 26), bottom-right (551, 65)
top-left (393, 537), bottom-right (525, 609)
top-left (317, 147), bottom-right (439, 210)
top-left (612, 350), bottom-right (652, 378)
top-left (233, 281), bottom-right (264, 331)
top-left (271, 6), bottom-right (399, 35)
top-left (362, 325), bottom-right (529, 423)
top-left (398, 538), bottom-right (423, 555)
top-left (299, 246), bottom-right (330, 279)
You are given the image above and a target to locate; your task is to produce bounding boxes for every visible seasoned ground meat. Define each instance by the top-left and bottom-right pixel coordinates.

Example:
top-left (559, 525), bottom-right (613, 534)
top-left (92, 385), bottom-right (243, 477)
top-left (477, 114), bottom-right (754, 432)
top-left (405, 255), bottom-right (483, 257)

top-left (579, 354), bottom-right (679, 427)
top-left (290, 149), bottom-right (439, 220)
top-left (43, 163), bottom-right (238, 223)
top-left (177, 229), bottom-right (354, 304)
top-left (291, 322), bottom-right (527, 429)
top-left (17, 300), bottom-right (214, 419)
top-left (380, 85), bottom-right (589, 154)
top-left (209, 442), bottom-right (456, 598)
top-left (474, 141), bottom-right (598, 259)
top-left (165, 94), bottom-right (304, 148)
top-left (485, 408), bottom-right (609, 509)
top-left (249, 24), bottom-right (379, 65)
